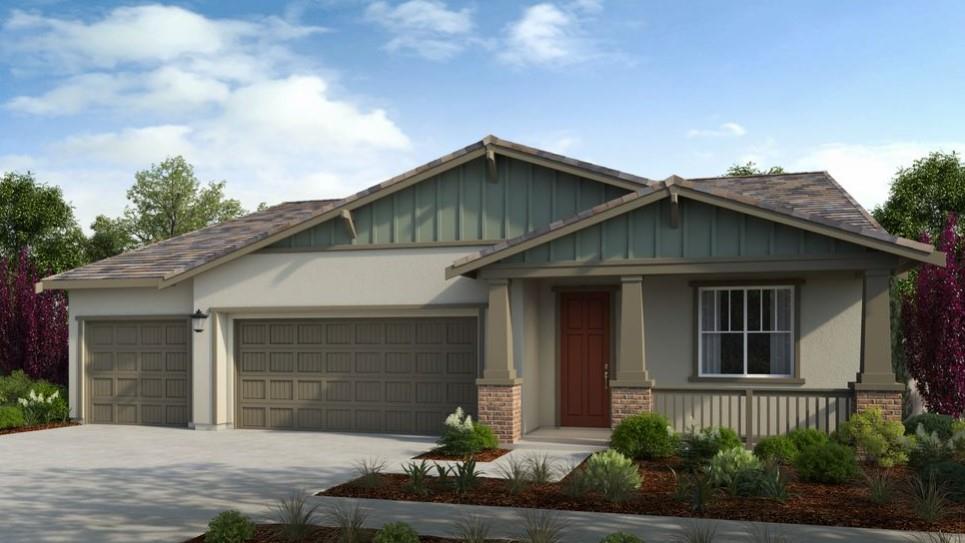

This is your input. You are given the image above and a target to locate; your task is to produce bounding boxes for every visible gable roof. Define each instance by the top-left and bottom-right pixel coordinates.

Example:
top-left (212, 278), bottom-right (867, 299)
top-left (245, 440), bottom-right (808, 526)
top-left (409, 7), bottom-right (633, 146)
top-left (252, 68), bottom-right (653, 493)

top-left (446, 173), bottom-right (943, 278)
top-left (40, 135), bottom-right (647, 290)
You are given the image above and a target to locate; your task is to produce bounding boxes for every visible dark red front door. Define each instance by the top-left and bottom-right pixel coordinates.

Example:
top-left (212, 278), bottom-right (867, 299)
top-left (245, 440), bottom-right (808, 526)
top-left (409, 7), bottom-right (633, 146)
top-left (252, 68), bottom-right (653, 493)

top-left (560, 291), bottom-right (610, 427)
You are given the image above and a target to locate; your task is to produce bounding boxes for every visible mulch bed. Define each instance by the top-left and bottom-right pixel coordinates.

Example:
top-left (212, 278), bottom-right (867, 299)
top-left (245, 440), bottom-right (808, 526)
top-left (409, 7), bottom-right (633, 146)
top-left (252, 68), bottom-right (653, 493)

top-left (414, 448), bottom-right (512, 462)
top-left (0, 421), bottom-right (78, 436)
top-left (321, 459), bottom-right (965, 533)
top-left (184, 525), bottom-right (468, 543)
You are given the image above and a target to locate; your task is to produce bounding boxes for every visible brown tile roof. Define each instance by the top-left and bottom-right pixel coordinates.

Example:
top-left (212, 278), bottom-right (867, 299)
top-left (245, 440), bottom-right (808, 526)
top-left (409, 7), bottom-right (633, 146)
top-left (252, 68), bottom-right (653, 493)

top-left (43, 136), bottom-right (934, 287)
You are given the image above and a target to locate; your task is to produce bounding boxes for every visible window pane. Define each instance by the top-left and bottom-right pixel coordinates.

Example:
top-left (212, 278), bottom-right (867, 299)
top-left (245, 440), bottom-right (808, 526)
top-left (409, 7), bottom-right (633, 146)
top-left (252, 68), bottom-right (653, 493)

top-left (747, 289), bottom-right (761, 331)
top-left (748, 333), bottom-right (792, 375)
top-left (729, 289), bottom-right (744, 331)
top-left (701, 333), bottom-right (721, 373)
top-left (701, 290), bottom-right (715, 331)
top-left (717, 291), bottom-right (729, 331)
top-left (776, 289), bottom-right (791, 330)
top-left (762, 289), bottom-right (774, 331)
top-left (720, 333), bottom-right (744, 374)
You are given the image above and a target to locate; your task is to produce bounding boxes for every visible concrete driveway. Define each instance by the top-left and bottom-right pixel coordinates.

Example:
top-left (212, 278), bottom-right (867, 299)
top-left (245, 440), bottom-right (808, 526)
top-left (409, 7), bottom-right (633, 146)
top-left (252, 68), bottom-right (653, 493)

top-left (0, 424), bottom-right (436, 543)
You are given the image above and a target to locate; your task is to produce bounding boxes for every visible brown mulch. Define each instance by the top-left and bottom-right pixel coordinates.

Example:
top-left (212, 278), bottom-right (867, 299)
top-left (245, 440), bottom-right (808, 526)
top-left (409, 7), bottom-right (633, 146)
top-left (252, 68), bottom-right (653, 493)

top-left (414, 448), bottom-right (512, 462)
top-left (320, 460), bottom-right (965, 533)
top-left (0, 421), bottom-right (78, 436)
top-left (184, 524), bottom-right (468, 543)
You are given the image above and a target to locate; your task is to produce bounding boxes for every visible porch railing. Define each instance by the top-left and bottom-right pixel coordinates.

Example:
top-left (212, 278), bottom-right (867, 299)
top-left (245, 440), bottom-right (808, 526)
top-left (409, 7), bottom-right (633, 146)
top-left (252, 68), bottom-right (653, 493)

top-left (652, 387), bottom-right (853, 446)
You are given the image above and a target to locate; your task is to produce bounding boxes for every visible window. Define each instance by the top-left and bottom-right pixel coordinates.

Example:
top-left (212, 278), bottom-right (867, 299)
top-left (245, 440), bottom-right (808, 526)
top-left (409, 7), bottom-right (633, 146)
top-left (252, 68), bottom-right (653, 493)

top-left (698, 286), bottom-right (794, 377)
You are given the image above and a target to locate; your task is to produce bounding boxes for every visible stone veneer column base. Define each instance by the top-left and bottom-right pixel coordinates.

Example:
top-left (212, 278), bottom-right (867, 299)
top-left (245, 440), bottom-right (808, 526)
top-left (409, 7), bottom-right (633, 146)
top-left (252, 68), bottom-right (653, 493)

top-left (610, 387), bottom-right (653, 428)
top-left (854, 390), bottom-right (902, 421)
top-left (477, 384), bottom-right (522, 444)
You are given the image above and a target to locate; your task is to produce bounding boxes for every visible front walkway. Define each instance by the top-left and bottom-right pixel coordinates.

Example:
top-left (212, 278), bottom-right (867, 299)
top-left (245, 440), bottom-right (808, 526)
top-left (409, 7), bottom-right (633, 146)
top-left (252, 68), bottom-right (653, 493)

top-left (310, 496), bottom-right (937, 542)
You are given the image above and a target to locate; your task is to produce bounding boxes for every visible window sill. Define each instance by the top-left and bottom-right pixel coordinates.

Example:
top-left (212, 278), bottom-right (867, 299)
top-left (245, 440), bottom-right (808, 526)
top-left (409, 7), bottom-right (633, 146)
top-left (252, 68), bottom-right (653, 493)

top-left (688, 376), bottom-right (805, 385)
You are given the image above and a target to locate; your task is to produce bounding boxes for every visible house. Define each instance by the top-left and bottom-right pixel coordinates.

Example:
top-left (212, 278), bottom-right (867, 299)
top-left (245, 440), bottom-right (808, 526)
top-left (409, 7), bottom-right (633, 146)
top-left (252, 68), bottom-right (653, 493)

top-left (39, 136), bottom-right (943, 444)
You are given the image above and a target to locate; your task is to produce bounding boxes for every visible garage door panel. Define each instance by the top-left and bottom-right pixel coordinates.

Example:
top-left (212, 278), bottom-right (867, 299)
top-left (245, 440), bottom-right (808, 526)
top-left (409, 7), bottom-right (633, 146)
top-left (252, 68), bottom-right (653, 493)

top-left (85, 321), bottom-right (190, 426)
top-left (236, 317), bottom-right (477, 434)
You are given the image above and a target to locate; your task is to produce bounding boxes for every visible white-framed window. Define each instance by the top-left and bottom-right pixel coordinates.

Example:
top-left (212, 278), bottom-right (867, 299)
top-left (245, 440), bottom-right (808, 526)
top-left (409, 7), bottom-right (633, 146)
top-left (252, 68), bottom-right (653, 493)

top-left (698, 286), bottom-right (794, 378)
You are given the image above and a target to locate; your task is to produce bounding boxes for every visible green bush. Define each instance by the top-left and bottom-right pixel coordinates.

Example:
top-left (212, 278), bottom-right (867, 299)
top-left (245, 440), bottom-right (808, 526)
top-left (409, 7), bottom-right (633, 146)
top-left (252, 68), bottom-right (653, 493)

top-left (610, 413), bottom-right (677, 460)
top-left (706, 447), bottom-right (761, 488)
top-left (953, 420), bottom-right (965, 435)
top-left (920, 461), bottom-right (965, 503)
top-left (205, 510), bottom-right (255, 543)
top-left (731, 463), bottom-right (789, 500)
top-left (753, 436), bottom-right (798, 464)
top-left (599, 533), bottom-right (643, 543)
top-left (436, 407), bottom-right (499, 455)
top-left (909, 426), bottom-right (952, 472)
top-left (794, 441), bottom-right (859, 484)
top-left (679, 426), bottom-right (743, 467)
top-left (0, 371), bottom-right (36, 405)
top-left (0, 405), bottom-right (25, 429)
top-left (374, 522), bottom-right (419, 543)
top-left (581, 449), bottom-right (642, 502)
top-left (835, 408), bottom-right (912, 468)
top-left (905, 413), bottom-right (955, 440)
top-left (786, 427), bottom-right (829, 452)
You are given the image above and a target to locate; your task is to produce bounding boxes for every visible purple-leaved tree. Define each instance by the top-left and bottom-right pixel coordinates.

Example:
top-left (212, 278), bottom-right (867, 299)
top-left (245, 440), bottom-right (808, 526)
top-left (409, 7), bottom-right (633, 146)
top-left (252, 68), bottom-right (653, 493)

top-left (902, 214), bottom-right (965, 417)
top-left (0, 249), bottom-right (68, 384)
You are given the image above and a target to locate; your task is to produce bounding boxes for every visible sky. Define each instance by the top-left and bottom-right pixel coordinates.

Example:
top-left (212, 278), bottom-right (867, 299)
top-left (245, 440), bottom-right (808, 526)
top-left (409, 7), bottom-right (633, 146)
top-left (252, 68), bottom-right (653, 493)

top-left (1, 0), bottom-right (964, 231)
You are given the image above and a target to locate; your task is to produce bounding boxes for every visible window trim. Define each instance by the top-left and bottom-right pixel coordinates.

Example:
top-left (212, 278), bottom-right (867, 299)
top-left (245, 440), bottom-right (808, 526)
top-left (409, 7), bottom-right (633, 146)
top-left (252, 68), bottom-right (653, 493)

top-left (695, 284), bottom-right (799, 380)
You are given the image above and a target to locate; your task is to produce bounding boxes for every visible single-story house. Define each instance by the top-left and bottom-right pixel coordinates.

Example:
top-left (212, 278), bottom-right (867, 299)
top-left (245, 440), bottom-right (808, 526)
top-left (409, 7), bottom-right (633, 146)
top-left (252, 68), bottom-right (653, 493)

top-left (39, 136), bottom-right (943, 443)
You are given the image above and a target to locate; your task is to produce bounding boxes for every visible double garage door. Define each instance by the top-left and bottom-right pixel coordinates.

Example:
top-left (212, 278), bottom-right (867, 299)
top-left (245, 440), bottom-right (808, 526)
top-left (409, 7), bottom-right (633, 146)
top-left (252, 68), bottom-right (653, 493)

top-left (235, 317), bottom-right (479, 435)
top-left (85, 320), bottom-right (191, 426)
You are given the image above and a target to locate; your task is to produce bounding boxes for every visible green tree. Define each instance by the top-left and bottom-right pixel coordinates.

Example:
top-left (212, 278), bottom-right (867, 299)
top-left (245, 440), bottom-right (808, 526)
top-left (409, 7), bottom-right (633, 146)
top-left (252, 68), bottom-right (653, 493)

top-left (85, 215), bottom-right (136, 262)
top-left (725, 162), bottom-right (785, 176)
top-left (124, 156), bottom-right (245, 244)
top-left (0, 172), bottom-right (85, 273)
top-left (872, 151), bottom-right (965, 240)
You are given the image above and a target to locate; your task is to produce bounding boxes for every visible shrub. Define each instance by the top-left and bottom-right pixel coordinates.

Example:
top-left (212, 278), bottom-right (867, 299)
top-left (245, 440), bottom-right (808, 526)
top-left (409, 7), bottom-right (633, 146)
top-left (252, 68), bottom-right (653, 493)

top-left (0, 370), bottom-right (36, 405)
top-left (706, 447), bottom-right (761, 489)
top-left (673, 468), bottom-right (715, 514)
top-left (271, 492), bottom-right (320, 542)
top-left (794, 441), bottom-right (859, 484)
top-left (452, 457), bottom-right (481, 494)
top-left (920, 462), bottom-right (965, 503)
top-left (786, 427), bottom-right (828, 452)
top-left (451, 515), bottom-right (490, 543)
top-left (401, 460), bottom-right (432, 496)
top-left (835, 408), bottom-right (913, 468)
top-left (600, 533), bottom-right (644, 543)
top-left (679, 426), bottom-right (742, 467)
top-left (519, 510), bottom-right (566, 543)
top-left (908, 473), bottom-right (949, 522)
top-left (374, 522), bottom-right (419, 543)
top-left (951, 430), bottom-right (965, 463)
top-left (353, 458), bottom-right (385, 489)
top-left (910, 426), bottom-right (953, 471)
top-left (328, 503), bottom-right (369, 543)
top-left (205, 510), bottom-right (255, 543)
top-left (581, 449), bottom-right (642, 502)
top-left (905, 413), bottom-right (956, 439)
top-left (526, 454), bottom-right (555, 484)
top-left (436, 407), bottom-right (499, 455)
top-left (864, 470), bottom-right (893, 504)
top-left (730, 463), bottom-right (788, 500)
top-left (17, 388), bottom-right (69, 425)
top-left (0, 405), bottom-right (25, 429)
top-left (753, 436), bottom-right (798, 464)
top-left (610, 413), bottom-right (677, 460)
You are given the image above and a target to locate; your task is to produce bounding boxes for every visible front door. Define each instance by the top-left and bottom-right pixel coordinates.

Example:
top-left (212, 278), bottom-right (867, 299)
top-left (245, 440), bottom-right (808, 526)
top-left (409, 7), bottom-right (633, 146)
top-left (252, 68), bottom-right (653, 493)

top-left (560, 291), bottom-right (610, 427)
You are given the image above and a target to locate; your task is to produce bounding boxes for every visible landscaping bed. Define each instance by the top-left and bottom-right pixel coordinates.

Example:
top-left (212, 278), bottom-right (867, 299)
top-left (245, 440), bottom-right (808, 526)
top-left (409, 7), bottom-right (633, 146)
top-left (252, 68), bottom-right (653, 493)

top-left (414, 448), bottom-right (512, 462)
top-left (320, 460), bottom-right (965, 533)
top-left (184, 525), bottom-right (466, 543)
top-left (0, 420), bottom-right (77, 436)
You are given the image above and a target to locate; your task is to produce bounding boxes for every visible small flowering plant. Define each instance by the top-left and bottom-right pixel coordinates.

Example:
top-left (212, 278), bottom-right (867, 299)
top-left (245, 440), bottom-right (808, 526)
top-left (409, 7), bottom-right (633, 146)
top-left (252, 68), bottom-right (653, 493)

top-left (436, 407), bottom-right (499, 456)
top-left (18, 388), bottom-right (68, 426)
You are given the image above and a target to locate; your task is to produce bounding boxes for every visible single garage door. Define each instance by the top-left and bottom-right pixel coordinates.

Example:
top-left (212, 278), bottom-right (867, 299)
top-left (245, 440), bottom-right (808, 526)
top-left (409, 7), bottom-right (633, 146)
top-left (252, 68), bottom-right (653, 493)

top-left (85, 320), bottom-right (191, 426)
top-left (235, 317), bottom-right (478, 434)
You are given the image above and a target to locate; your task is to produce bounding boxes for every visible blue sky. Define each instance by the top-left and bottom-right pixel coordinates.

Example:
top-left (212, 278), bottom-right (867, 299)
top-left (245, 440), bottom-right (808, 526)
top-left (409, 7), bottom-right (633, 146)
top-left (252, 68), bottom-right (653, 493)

top-left (1, 0), bottom-right (964, 230)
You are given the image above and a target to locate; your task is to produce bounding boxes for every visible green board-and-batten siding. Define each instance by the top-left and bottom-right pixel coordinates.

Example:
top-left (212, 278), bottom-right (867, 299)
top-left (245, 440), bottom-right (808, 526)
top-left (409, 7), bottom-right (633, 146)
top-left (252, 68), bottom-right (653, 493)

top-left (266, 156), bottom-right (631, 250)
top-left (504, 198), bottom-right (872, 264)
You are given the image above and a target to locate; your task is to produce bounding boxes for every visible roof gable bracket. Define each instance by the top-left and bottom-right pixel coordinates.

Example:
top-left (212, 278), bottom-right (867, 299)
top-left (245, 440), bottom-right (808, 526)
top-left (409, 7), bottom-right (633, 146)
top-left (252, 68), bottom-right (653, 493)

top-left (669, 190), bottom-right (680, 229)
top-left (485, 146), bottom-right (498, 183)
top-left (340, 209), bottom-right (357, 240)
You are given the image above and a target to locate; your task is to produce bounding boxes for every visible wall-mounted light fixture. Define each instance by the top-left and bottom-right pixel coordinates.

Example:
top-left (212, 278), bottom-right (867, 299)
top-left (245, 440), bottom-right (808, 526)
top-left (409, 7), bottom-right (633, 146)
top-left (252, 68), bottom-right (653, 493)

top-left (191, 309), bottom-right (209, 333)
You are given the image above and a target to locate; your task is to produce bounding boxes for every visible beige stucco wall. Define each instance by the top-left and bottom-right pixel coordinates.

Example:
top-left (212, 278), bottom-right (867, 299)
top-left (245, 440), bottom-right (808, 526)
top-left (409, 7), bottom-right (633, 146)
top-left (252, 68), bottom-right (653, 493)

top-left (66, 282), bottom-right (194, 419)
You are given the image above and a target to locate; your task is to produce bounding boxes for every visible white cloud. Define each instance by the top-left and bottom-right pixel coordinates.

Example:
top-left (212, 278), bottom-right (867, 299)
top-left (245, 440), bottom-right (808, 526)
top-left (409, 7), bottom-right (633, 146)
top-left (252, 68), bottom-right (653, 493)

top-left (790, 142), bottom-right (965, 210)
top-left (500, 2), bottom-right (608, 67)
top-left (2, 5), bottom-right (412, 231)
top-left (365, 0), bottom-right (475, 60)
top-left (687, 122), bottom-right (747, 139)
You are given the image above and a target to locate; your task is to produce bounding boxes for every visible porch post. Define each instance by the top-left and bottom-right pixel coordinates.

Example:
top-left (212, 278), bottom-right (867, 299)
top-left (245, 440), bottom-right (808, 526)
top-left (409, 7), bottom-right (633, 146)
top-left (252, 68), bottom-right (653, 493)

top-left (477, 279), bottom-right (522, 443)
top-left (852, 269), bottom-right (903, 421)
top-left (610, 276), bottom-right (655, 427)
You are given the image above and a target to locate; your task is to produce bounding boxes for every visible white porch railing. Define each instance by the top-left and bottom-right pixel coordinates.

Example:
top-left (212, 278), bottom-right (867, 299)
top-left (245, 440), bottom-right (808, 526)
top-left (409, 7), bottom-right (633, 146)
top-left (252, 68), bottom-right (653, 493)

top-left (652, 387), bottom-right (853, 446)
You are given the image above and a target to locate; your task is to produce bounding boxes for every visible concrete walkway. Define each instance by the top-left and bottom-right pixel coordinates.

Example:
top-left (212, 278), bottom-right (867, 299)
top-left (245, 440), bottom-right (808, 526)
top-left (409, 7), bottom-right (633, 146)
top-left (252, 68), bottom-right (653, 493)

top-left (309, 496), bottom-right (945, 543)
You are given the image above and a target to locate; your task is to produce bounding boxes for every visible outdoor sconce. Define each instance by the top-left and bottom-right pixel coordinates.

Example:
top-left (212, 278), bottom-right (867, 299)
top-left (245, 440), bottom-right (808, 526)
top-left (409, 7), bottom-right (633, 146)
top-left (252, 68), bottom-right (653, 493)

top-left (191, 309), bottom-right (209, 333)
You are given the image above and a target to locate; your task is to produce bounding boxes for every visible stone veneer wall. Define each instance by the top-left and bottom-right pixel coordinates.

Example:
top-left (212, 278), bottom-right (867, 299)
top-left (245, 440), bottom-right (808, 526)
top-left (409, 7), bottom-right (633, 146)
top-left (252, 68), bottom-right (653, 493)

top-left (610, 387), bottom-right (653, 427)
top-left (854, 390), bottom-right (902, 421)
top-left (477, 384), bottom-right (522, 443)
